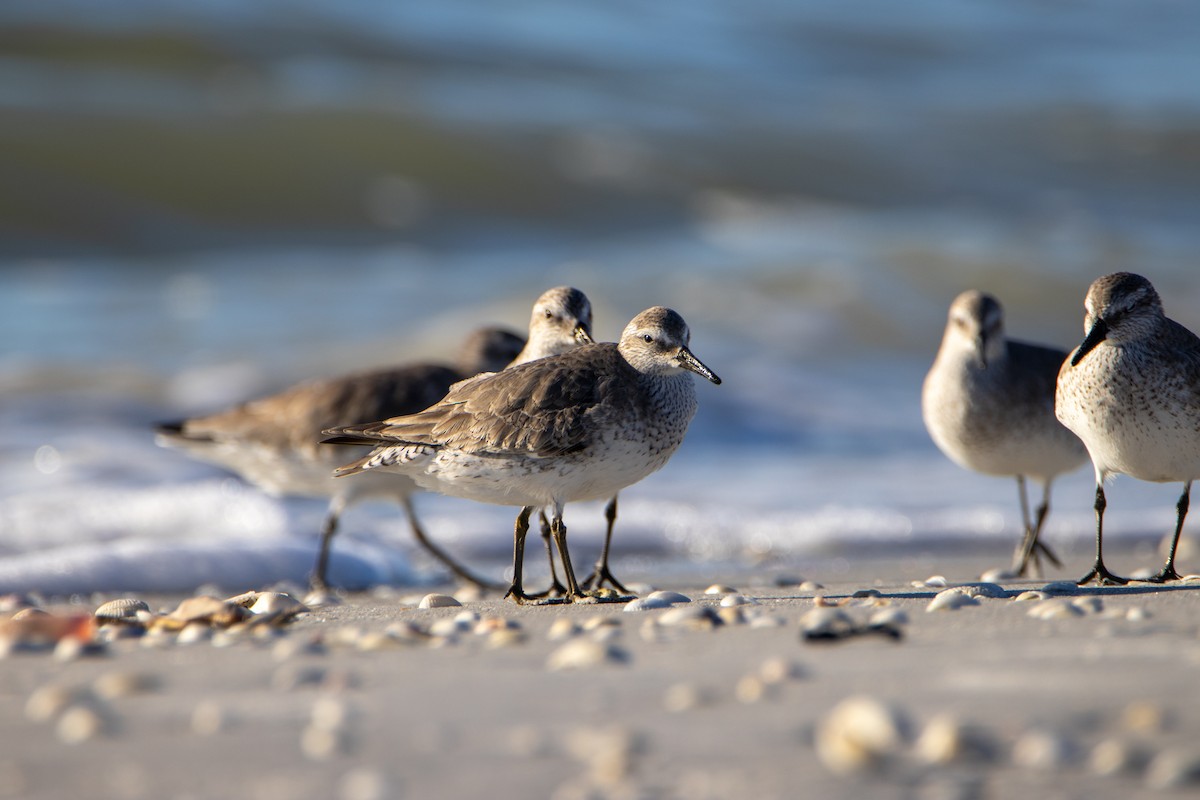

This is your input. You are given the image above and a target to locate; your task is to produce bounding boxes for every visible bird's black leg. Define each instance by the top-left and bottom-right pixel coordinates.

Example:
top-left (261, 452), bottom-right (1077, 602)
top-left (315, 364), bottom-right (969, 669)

top-left (1147, 481), bottom-right (1190, 583)
top-left (549, 514), bottom-right (586, 601)
top-left (581, 495), bottom-right (628, 593)
top-left (1078, 484), bottom-right (1128, 586)
top-left (504, 507), bottom-right (537, 604)
top-left (310, 499), bottom-right (344, 590)
top-left (403, 496), bottom-right (502, 591)
top-left (528, 510), bottom-right (568, 598)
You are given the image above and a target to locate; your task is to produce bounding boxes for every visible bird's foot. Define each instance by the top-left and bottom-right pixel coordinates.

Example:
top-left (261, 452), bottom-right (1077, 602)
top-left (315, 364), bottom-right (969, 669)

top-left (527, 580), bottom-right (570, 600)
top-left (579, 563), bottom-right (629, 594)
top-left (1140, 565), bottom-right (1182, 584)
top-left (1077, 563), bottom-right (1129, 586)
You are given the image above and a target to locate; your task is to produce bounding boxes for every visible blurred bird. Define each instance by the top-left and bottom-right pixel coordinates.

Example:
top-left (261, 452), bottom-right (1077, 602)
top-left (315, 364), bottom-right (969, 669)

top-left (923, 290), bottom-right (1087, 576)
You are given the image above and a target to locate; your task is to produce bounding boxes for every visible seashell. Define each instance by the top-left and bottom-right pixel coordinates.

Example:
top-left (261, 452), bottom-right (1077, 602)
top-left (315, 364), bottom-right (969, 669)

top-left (799, 608), bottom-right (857, 640)
top-left (704, 585), bottom-right (737, 595)
top-left (0, 593), bottom-right (37, 613)
top-left (798, 580), bottom-right (825, 592)
top-left (546, 639), bottom-right (628, 671)
top-left (1012, 591), bottom-right (1048, 602)
top-left (956, 582), bottom-right (1008, 599)
top-left (716, 606), bottom-right (745, 625)
top-left (913, 713), bottom-right (996, 765)
top-left (384, 621), bottom-right (430, 642)
top-left (356, 632), bottom-right (405, 651)
top-left (581, 616), bottom-right (619, 630)
top-left (1041, 581), bottom-right (1080, 595)
top-left (923, 575), bottom-right (948, 588)
top-left (646, 590), bottom-right (691, 605)
top-left (93, 671), bottom-right (159, 699)
top-left (735, 675), bottom-right (768, 704)
top-left (175, 622), bottom-right (212, 645)
top-left (1026, 599), bottom-right (1085, 620)
top-left (428, 618), bottom-right (463, 639)
top-left (272, 635), bottom-right (327, 661)
top-left (246, 592), bottom-right (308, 618)
top-left (485, 628), bottom-right (527, 649)
top-left (94, 598), bottom-right (150, 623)
top-left (759, 657), bottom-right (804, 684)
top-left (0, 613), bottom-right (95, 649)
top-left (815, 696), bottom-right (907, 775)
top-left (191, 701), bottom-right (227, 736)
top-left (418, 594), bottom-right (462, 609)
top-left (851, 588), bottom-right (882, 598)
top-left (656, 606), bottom-right (722, 630)
top-left (338, 768), bottom-right (390, 800)
top-left (564, 726), bottom-right (639, 785)
top-left (300, 724), bottom-right (345, 761)
top-left (453, 584), bottom-right (485, 604)
top-left (662, 682), bottom-right (707, 713)
top-left (165, 596), bottom-right (250, 629)
top-left (719, 593), bottom-right (757, 607)
top-left (1071, 596), bottom-right (1104, 614)
top-left (271, 664), bottom-right (329, 692)
top-left (1090, 738), bottom-right (1146, 777)
top-left (547, 617), bottom-right (581, 641)
top-left (868, 607), bottom-right (909, 628)
top-left (1012, 729), bottom-right (1076, 771)
top-left (56, 704), bottom-right (108, 744)
top-left (925, 588), bottom-right (980, 612)
top-left (473, 616), bottom-right (520, 635)
top-left (54, 637), bottom-right (105, 662)
top-left (303, 588), bottom-right (343, 608)
top-left (749, 614), bottom-right (786, 629)
top-left (623, 595), bottom-right (674, 612)
top-left (1122, 701), bottom-right (1170, 734)
top-left (25, 684), bottom-right (77, 722)
top-left (13, 607), bottom-right (49, 621)
top-left (979, 567), bottom-right (1017, 582)
top-left (1144, 747), bottom-right (1200, 790)
top-left (1126, 606), bottom-right (1151, 622)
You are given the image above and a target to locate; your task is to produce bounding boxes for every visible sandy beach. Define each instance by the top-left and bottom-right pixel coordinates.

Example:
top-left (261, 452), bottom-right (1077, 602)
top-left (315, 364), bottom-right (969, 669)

top-left (3, 546), bottom-right (1200, 800)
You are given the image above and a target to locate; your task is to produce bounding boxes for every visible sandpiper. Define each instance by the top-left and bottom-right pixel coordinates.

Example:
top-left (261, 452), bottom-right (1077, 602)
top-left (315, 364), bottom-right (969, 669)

top-left (1056, 272), bottom-right (1200, 585)
top-left (325, 307), bottom-right (721, 603)
top-left (156, 326), bottom-right (524, 590)
top-left (923, 290), bottom-right (1088, 576)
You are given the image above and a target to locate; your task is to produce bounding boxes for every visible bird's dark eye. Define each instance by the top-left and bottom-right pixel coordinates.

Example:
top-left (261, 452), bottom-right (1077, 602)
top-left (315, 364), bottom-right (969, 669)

top-left (642, 333), bottom-right (653, 344)
top-left (544, 309), bottom-right (554, 319)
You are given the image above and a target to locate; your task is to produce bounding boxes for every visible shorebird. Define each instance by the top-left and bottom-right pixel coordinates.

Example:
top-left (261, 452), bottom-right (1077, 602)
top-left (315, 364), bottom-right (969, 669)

top-left (156, 326), bottom-right (524, 590)
top-left (923, 290), bottom-right (1088, 576)
top-left (1056, 272), bottom-right (1200, 585)
top-left (325, 306), bottom-right (721, 603)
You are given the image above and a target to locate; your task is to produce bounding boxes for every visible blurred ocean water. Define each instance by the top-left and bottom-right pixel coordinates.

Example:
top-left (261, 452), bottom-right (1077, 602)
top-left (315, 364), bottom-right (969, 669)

top-left (1, 1), bottom-right (1198, 593)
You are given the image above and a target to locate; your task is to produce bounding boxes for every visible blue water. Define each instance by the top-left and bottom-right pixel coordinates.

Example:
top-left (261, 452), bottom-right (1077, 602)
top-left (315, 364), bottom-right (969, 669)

top-left (2, 1), bottom-right (1198, 593)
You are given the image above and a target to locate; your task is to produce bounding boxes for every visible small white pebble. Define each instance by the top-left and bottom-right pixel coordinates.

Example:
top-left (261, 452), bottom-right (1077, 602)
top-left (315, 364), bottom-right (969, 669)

top-left (663, 683), bottom-right (706, 713)
top-left (926, 588), bottom-right (980, 612)
top-left (1145, 747), bottom-right (1200, 790)
top-left (719, 594), bottom-right (756, 607)
top-left (191, 701), bottom-right (227, 736)
top-left (418, 594), bottom-right (461, 609)
top-left (57, 705), bottom-right (107, 744)
top-left (546, 639), bottom-right (627, 671)
top-left (1126, 607), bottom-right (1151, 622)
top-left (704, 585), bottom-right (736, 595)
top-left (646, 590), bottom-right (691, 605)
top-left (798, 580), bottom-right (824, 592)
top-left (623, 595), bottom-right (674, 612)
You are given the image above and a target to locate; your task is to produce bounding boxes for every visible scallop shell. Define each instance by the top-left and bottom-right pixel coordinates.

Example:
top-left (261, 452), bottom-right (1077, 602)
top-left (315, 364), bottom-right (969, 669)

top-left (94, 598), bottom-right (150, 622)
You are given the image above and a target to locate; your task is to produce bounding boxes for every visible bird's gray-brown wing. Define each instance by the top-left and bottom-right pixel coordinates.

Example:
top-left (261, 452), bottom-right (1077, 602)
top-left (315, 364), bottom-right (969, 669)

top-left (161, 363), bottom-right (462, 458)
top-left (327, 344), bottom-right (634, 458)
top-left (1006, 339), bottom-right (1070, 409)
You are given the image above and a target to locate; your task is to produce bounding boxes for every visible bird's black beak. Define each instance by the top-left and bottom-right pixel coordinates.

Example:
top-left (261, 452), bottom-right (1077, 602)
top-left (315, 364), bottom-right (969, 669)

top-left (1071, 318), bottom-right (1109, 366)
top-left (678, 346), bottom-right (721, 385)
top-left (574, 324), bottom-right (595, 345)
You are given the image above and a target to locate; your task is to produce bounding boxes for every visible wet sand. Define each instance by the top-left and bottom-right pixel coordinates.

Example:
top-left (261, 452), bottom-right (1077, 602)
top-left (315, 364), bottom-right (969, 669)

top-left (3, 550), bottom-right (1200, 800)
